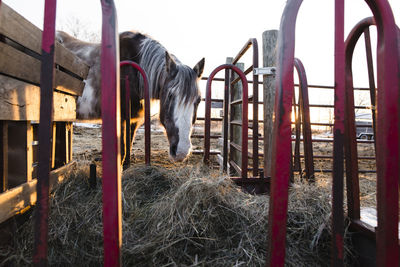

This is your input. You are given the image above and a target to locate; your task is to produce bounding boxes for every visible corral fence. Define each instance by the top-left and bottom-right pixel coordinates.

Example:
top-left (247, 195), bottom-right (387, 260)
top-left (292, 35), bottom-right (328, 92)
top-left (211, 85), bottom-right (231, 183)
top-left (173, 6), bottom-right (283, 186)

top-left (0, 0), bottom-right (398, 266)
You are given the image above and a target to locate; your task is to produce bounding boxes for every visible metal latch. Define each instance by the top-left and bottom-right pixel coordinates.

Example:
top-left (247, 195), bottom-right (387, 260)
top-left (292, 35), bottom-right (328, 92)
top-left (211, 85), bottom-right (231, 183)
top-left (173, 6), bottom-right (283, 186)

top-left (253, 67), bottom-right (276, 76)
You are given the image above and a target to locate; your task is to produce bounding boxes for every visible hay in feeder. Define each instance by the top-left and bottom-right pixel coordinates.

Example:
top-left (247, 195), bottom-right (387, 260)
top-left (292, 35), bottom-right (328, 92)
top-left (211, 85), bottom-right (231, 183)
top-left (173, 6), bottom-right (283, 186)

top-left (0, 163), bottom-right (353, 266)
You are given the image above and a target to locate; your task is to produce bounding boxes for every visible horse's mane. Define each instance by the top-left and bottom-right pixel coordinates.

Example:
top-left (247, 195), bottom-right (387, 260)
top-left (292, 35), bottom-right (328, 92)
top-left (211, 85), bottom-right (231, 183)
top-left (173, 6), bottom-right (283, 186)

top-left (137, 36), bottom-right (199, 107)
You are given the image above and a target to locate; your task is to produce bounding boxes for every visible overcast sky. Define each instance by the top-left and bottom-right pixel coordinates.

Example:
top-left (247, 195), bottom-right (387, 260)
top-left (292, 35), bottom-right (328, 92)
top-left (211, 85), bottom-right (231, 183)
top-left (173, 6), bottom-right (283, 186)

top-left (3, 0), bottom-right (400, 97)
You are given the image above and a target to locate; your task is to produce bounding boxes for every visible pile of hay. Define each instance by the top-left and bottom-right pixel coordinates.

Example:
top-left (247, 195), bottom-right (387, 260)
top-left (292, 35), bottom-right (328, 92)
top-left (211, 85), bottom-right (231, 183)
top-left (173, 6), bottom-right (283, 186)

top-left (0, 163), bottom-right (351, 266)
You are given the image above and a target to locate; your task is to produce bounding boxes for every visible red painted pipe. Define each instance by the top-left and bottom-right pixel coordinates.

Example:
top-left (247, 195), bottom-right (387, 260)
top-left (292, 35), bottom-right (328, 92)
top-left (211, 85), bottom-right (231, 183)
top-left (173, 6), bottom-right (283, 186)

top-left (120, 60), bottom-right (150, 165)
top-left (343, 17), bottom-right (375, 223)
top-left (266, 0), bottom-right (302, 266)
top-left (231, 39), bottom-right (259, 177)
top-left (362, 0), bottom-right (400, 265)
top-left (332, 1), bottom-right (345, 264)
top-left (294, 58), bottom-right (314, 181)
top-left (100, 0), bottom-right (122, 266)
top-left (204, 64), bottom-right (248, 178)
top-left (124, 75), bottom-right (131, 168)
top-left (33, 0), bottom-right (57, 265)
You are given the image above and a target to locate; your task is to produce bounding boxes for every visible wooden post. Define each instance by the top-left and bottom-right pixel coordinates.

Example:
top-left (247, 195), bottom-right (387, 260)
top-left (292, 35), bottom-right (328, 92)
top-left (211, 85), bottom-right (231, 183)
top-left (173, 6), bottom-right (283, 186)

top-left (262, 30), bottom-right (278, 177)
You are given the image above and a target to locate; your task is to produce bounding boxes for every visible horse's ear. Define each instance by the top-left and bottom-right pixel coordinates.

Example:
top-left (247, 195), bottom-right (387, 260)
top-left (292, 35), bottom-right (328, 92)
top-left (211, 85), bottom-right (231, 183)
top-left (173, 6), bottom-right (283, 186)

top-left (193, 58), bottom-right (205, 78)
top-left (165, 52), bottom-right (178, 76)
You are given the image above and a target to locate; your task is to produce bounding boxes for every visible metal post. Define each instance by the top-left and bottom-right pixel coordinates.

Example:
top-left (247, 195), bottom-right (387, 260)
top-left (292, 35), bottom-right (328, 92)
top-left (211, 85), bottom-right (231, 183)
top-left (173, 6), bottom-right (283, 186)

top-left (124, 75), bottom-right (131, 168)
top-left (266, 0), bottom-right (302, 266)
top-left (33, 0), bottom-right (57, 265)
top-left (364, 0), bottom-right (400, 265)
top-left (204, 64), bottom-right (248, 179)
top-left (332, 0), bottom-right (345, 265)
top-left (294, 58), bottom-right (314, 181)
top-left (343, 18), bottom-right (375, 222)
top-left (120, 61), bottom-right (150, 165)
top-left (100, 0), bottom-right (122, 266)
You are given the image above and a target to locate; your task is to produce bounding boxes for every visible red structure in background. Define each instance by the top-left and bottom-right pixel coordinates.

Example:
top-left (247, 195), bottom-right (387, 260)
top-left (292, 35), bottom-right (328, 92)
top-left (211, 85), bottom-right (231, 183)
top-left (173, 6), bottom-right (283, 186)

top-left (204, 64), bottom-right (249, 179)
top-left (120, 60), bottom-right (151, 166)
top-left (268, 0), bottom-right (399, 266)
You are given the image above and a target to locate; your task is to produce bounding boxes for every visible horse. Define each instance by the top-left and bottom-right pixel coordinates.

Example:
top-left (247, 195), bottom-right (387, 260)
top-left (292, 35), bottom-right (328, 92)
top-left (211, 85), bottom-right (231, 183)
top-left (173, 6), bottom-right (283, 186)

top-left (56, 31), bottom-right (205, 162)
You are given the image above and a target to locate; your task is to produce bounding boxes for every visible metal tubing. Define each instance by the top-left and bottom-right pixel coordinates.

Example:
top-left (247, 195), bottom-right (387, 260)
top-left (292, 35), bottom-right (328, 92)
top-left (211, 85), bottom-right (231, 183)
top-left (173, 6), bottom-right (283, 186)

top-left (100, 1), bottom-right (121, 266)
top-left (124, 75), bottom-right (131, 168)
top-left (343, 17), bottom-right (375, 222)
top-left (266, 0), bottom-right (302, 266)
top-left (294, 58), bottom-right (314, 181)
top-left (292, 94), bottom-right (301, 172)
top-left (332, 1), bottom-right (346, 265)
top-left (222, 69), bottom-right (230, 172)
top-left (231, 39), bottom-right (259, 177)
top-left (204, 64), bottom-right (248, 178)
top-left (33, 0), bottom-right (57, 265)
top-left (251, 39), bottom-right (259, 177)
top-left (363, 27), bottom-right (377, 151)
top-left (120, 60), bottom-right (150, 165)
top-left (357, 0), bottom-right (400, 264)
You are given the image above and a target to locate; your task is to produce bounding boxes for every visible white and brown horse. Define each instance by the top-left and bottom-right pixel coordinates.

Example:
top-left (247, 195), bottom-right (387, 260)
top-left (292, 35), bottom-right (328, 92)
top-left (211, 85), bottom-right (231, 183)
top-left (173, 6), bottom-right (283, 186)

top-left (56, 31), bottom-right (204, 162)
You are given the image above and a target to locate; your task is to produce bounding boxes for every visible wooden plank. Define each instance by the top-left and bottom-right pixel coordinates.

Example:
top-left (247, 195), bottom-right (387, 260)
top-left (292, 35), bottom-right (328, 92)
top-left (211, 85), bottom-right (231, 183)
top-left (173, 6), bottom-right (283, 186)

top-left (0, 121), bottom-right (8, 192)
top-left (0, 42), bottom-right (85, 95)
top-left (0, 3), bottom-right (89, 79)
top-left (0, 75), bottom-right (77, 121)
top-left (262, 30), bottom-right (278, 177)
top-left (26, 122), bottom-right (33, 182)
top-left (0, 161), bottom-right (76, 224)
top-left (54, 68), bottom-right (85, 96)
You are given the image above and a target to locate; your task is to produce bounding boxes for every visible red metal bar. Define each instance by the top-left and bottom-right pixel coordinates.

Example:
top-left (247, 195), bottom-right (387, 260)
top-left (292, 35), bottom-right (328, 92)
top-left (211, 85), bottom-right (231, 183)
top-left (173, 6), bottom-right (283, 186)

top-left (294, 58), bottom-right (315, 181)
top-left (344, 17), bottom-right (375, 223)
top-left (292, 93), bottom-right (301, 172)
top-left (123, 75), bottom-right (131, 168)
top-left (100, 1), bottom-right (122, 266)
top-left (120, 60), bottom-right (150, 165)
top-left (266, 0), bottom-right (302, 266)
top-left (363, 27), bottom-right (377, 151)
top-left (222, 69), bottom-right (230, 172)
top-left (332, 1), bottom-right (345, 265)
top-left (204, 64), bottom-right (248, 178)
top-left (33, 0), bottom-right (57, 265)
top-left (364, 0), bottom-right (400, 265)
top-left (231, 39), bottom-right (259, 177)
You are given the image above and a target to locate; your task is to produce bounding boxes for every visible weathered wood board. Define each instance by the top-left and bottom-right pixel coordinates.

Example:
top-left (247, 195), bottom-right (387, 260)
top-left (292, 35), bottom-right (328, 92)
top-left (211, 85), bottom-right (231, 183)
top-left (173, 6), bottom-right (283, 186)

top-left (0, 2), bottom-right (89, 96)
top-left (0, 162), bottom-right (75, 224)
top-left (0, 74), bottom-right (77, 121)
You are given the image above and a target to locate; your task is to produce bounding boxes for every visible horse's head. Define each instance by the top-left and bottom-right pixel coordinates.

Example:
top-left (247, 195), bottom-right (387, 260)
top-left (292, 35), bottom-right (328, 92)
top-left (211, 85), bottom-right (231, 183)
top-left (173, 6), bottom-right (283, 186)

top-left (159, 52), bottom-right (204, 162)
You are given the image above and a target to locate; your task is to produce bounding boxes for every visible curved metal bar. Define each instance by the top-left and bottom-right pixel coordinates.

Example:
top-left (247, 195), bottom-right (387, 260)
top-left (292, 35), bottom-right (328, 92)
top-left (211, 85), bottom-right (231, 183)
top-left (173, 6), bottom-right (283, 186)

top-left (100, 0), bottom-right (122, 266)
top-left (343, 17), bottom-right (375, 223)
top-left (204, 64), bottom-right (249, 178)
top-left (231, 38), bottom-right (259, 177)
top-left (33, 0), bottom-right (57, 265)
top-left (361, 1), bottom-right (400, 265)
top-left (120, 60), bottom-right (151, 165)
top-left (266, 0), bottom-right (302, 266)
top-left (294, 58), bottom-right (314, 182)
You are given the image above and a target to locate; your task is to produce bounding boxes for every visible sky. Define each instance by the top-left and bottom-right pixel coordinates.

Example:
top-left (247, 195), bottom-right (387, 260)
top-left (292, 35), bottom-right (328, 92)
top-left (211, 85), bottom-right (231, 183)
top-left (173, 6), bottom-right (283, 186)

top-left (3, 0), bottom-right (400, 121)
